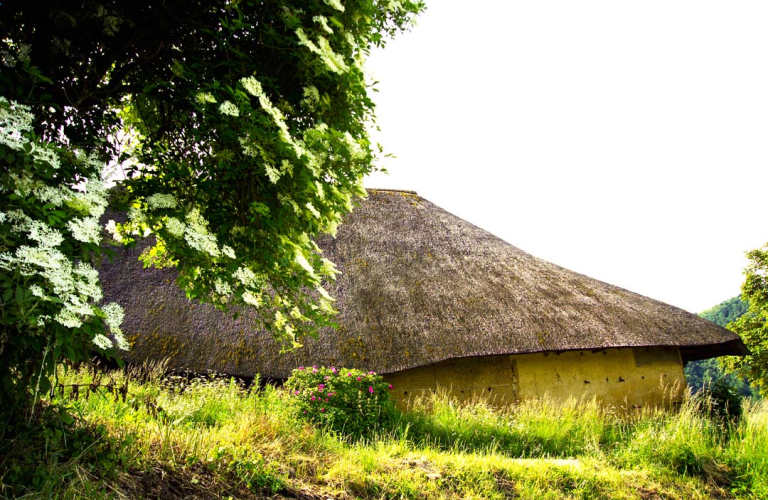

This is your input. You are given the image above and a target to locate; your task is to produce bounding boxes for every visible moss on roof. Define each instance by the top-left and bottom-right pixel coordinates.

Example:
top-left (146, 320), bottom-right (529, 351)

top-left (99, 189), bottom-right (748, 378)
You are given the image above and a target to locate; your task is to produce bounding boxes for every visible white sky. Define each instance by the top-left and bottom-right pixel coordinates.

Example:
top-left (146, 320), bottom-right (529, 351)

top-left (363, 0), bottom-right (768, 314)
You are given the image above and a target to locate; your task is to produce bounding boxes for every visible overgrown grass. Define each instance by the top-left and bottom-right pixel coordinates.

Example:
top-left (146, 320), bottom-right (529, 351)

top-left (2, 363), bottom-right (766, 499)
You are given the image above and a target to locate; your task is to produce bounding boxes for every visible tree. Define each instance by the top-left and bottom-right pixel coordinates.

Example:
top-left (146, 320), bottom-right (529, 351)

top-left (722, 244), bottom-right (768, 396)
top-left (699, 295), bottom-right (749, 328)
top-left (684, 296), bottom-right (757, 398)
top-left (0, 0), bottom-right (423, 414)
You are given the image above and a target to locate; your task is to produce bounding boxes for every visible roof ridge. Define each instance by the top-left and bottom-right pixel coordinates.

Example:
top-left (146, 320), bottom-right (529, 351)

top-left (366, 188), bottom-right (418, 195)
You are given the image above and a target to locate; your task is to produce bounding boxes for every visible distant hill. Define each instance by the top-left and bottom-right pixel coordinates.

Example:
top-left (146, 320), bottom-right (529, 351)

top-left (700, 296), bottom-right (750, 327)
top-left (685, 295), bottom-right (758, 398)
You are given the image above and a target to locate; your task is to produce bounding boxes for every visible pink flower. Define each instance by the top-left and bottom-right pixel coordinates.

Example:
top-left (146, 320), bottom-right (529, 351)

top-left (331, 367), bottom-right (337, 373)
top-left (388, 384), bottom-right (393, 390)
top-left (311, 396), bottom-right (316, 401)
top-left (356, 377), bottom-right (362, 381)
top-left (312, 368), bottom-right (317, 373)
top-left (369, 386), bottom-right (374, 394)
top-left (347, 373), bottom-right (353, 377)
top-left (368, 371), bottom-right (375, 375)
top-left (324, 376), bottom-right (331, 380)
top-left (298, 366), bottom-right (304, 370)
top-left (312, 365), bottom-right (317, 369)
top-left (320, 408), bottom-right (326, 412)
top-left (318, 384), bottom-right (325, 389)
top-left (325, 398), bottom-right (329, 402)
top-left (294, 390), bottom-right (300, 395)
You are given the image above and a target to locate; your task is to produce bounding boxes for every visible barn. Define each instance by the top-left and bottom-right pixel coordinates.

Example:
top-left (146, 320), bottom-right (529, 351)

top-left (99, 189), bottom-right (748, 408)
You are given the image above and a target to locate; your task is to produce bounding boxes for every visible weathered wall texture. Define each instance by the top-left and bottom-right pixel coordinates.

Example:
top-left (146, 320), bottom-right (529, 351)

top-left (383, 347), bottom-right (686, 409)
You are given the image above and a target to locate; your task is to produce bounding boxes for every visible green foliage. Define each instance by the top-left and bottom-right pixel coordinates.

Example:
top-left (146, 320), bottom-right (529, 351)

top-left (693, 378), bottom-right (744, 421)
top-left (0, 0), bottom-right (422, 423)
top-left (1, 0), bottom-right (424, 348)
top-left (722, 244), bottom-right (768, 396)
top-left (700, 295), bottom-right (750, 327)
top-left (685, 357), bottom-right (758, 398)
top-left (0, 406), bottom-right (124, 498)
top-left (285, 365), bottom-right (395, 438)
top-left (685, 295), bottom-right (758, 398)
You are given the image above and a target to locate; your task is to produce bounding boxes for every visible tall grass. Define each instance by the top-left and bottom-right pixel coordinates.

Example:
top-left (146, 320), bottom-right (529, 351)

top-left (2, 364), bottom-right (766, 499)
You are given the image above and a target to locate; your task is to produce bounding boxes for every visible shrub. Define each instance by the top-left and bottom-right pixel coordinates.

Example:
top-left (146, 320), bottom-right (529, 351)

top-left (696, 378), bottom-right (744, 421)
top-left (285, 366), bottom-right (396, 439)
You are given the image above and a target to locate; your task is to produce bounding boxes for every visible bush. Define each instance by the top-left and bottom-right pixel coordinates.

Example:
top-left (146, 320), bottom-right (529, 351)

top-left (285, 366), bottom-right (396, 439)
top-left (696, 378), bottom-right (744, 421)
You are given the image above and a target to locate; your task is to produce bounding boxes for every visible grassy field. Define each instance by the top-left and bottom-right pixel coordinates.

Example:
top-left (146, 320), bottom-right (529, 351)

top-left (2, 363), bottom-right (766, 499)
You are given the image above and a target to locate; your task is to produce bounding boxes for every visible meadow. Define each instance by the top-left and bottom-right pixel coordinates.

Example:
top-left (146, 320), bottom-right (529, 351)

top-left (1, 362), bottom-right (766, 500)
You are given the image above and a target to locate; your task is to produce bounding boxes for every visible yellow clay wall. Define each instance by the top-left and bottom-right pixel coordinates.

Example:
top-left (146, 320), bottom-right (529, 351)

top-left (383, 347), bottom-right (686, 409)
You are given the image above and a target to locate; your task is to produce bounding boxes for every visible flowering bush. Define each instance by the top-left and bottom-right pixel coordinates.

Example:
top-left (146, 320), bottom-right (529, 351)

top-left (0, 97), bottom-right (124, 412)
top-left (285, 366), bottom-right (396, 438)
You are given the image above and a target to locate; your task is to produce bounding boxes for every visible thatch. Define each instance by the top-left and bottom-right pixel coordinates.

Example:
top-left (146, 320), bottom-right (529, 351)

top-left (99, 189), bottom-right (748, 379)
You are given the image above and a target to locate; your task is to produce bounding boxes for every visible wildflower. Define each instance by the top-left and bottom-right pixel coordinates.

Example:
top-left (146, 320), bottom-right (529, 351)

top-left (347, 372), bottom-right (352, 377)
top-left (356, 377), bottom-right (361, 381)
top-left (368, 386), bottom-right (374, 394)
top-left (318, 384), bottom-right (325, 389)
top-left (294, 390), bottom-right (299, 395)
top-left (311, 396), bottom-right (316, 401)
top-left (324, 398), bottom-right (328, 402)
top-left (324, 376), bottom-right (330, 380)
top-left (388, 384), bottom-right (393, 390)
top-left (298, 366), bottom-right (304, 370)
top-left (320, 408), bottom-right (326, 413)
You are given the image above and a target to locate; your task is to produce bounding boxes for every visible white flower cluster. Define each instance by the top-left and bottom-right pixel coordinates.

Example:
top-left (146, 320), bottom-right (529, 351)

top-left (0, 97), bottom-right (34, 150)
top-left (195, 92), bottom-right (217, 105)
top-left (232, 266), bottom-right (266, 288)
top-left (214, 278), bottom-right (232, 298)
top-left (146, 193), bottom-right (178, 210)
top-left (104, 219), bottom-right (123, 242)
top-left (67, 216), bottom-right (102, 244)
top-left (239, 76), bottom-right (313, 169)
top-left (183, 209), bottom-right (221, 257)
top-left (164, 217), bottom-right (186, 238)
top-left (313, 15), bottom-right (334, 34)
top-left (32, 147), bottom-right (61, 170)
top-left (240, 76), bottom-right (263, 97)
top-left (324, 0), bottom-right (345, 12)
top-left (302, 86), bottom-right (321, 108)
top-left (343, 131), bottom-right (367, 160)
top-left (218, 100), bottom-right (240, 117)
top-left (221, 245), bottom-right (236, 259)
top-left (0, 97), bottom-right (126, 350)
top-left (295, 28), bottom-right (349, 74)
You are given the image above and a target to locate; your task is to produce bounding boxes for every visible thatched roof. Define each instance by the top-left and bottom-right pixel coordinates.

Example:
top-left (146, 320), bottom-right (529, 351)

top-left (99, 189), bottom-right (748, 379)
